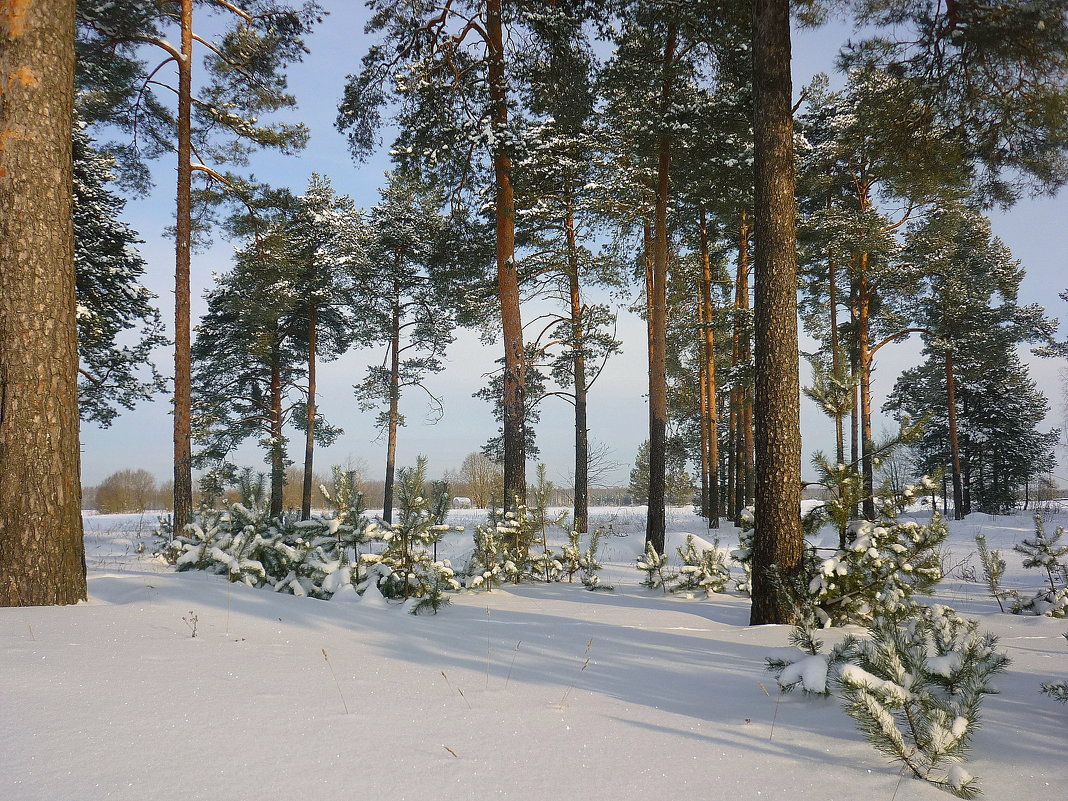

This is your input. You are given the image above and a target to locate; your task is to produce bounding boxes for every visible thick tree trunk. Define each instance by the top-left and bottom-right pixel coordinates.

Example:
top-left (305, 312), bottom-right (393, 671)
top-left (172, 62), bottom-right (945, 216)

top-left (487, 0), bottom-right (525, 510)
top-left (749, 0), bottom-right (803, 626)
top-left (382, 296), bottom-right (401, 524)
top-left (0, 0), bottom-right (87, 606)
top-left (269, 351), bottom-right (284, 518)
top-left (944, 348), bottom-right (965, 520)
top-left (565, 191), bottom-right (588, 535)
top-left (301, 302), bottom-right (317, 520)
top-left (172, 0), bottom-right (194, 532)
top-left (699, 210), bottom-right (720, 528)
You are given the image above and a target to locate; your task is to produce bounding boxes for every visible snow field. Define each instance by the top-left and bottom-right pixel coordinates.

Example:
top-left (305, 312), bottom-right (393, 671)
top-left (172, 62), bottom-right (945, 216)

top-left (2, 506), bottom-right (1065, 800)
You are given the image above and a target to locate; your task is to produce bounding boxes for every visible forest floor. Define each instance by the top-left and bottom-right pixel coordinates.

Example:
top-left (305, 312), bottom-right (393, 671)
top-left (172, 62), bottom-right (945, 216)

top-left (2, 504), bottom-right (1066, 800)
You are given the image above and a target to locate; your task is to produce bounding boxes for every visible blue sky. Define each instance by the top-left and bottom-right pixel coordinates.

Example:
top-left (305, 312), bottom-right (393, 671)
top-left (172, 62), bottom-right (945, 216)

top-left (79, 6), bottom-right (1068, 489)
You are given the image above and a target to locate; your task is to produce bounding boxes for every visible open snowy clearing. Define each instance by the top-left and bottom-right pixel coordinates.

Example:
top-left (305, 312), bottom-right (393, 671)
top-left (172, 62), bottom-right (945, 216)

top-left (2, 507), bottom-right (1065, 801)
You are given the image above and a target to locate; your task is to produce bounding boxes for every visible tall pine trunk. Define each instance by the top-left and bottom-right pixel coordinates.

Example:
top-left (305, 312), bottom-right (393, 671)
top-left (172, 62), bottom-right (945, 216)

top-left (945, 348), bottom-right (965, 520)
top-left (855, 263), bottom-right (876, 519)
top-left (828, 256), bottom-right (845, 466)
top-left (301, 302), bottom-right (317, 520)
top-left (382, 295), bottom-right (401, 523)
top-left (732, 214), bottom-right (752, 518)
top-left (699, 210), bottom-right (720, 528)
top-left (172, 0), bottom-right (195, 531)
top-left (565, 189), bottom-right (588, 535)
top-left (269, 350), bottom-right (284, 518)
top-left (750, 0), bottom-right (803, 626)
top-left (0, 0), bottom-right (87, 606)
top-left (487, 0), bottom-right (525, 510)
top-left (645, 22), bottom-right (678, 555)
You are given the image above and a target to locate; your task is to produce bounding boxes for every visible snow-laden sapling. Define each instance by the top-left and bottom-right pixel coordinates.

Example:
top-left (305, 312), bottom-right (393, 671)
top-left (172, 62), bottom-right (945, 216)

top-left (636, 541), bottom-right (676, 592)
top-left (467, 515), bottom-right (520, 589)
top-left (836, 605), bottom-right (1009, 798)
top-left (370, 457), bottom-right (462, 607)
top-left (766, 626), bottom-right (857, 696)
top-left (1010, 515), bottom-right (1068, 617)
top-left (734, 478), bottom-right (946, 625)
top-left (580, 528), bottom-right (613, 592)
top-left (975, 533), bottom-right (1007, 612)
top-left (672, 534), bottom-right (730, 596)
top-left (1040, 631), bottom-right (1068, 703)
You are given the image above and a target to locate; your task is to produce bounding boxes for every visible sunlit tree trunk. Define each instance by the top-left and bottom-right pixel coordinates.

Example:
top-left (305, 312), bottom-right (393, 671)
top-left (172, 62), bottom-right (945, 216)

top-left (699, 210), bottom-right (720, 528)
top-left (487, 0), bottom-right (525, 510)
top-left (749, 0), bottom-right (803, 626)
top-left (172, 0), bottom-right (195, 531)
top-left (382, 293), bottom-right (402, 523)
top-left (0, 0), bottom-right (87, 606)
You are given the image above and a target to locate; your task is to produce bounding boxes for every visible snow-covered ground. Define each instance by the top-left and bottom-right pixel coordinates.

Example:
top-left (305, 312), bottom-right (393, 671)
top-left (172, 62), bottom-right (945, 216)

top-left (3, 506), bottom-right (1065, 800)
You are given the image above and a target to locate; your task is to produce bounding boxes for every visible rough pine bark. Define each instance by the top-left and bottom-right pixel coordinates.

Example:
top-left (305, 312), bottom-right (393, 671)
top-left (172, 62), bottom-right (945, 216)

top-left (487, 0), bottom-right (525, 510)
top-left (172, 0), bottom-right (194, 531)
top-left (749, 0), bottom-right (803, 626)
top-left (0, 0), bottom-right (88, 606)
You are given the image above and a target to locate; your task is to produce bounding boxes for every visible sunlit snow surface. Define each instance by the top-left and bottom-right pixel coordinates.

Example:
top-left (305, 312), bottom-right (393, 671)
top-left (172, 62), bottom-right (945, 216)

top-left (2, 506), bottom-right (1066, 800)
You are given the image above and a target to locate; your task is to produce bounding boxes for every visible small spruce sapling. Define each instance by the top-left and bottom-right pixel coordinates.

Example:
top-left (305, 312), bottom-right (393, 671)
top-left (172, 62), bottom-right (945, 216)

top-left (1010, 515), bottom-right (1068, 617)
top-left (636, 541), bottom-right (676, 592)
top-left (975, 533), bottom-right (1007, 612)
top-left (836, 605), bottom-right (1009, 799)
top-left (580, 528), bottom-right (613, 591)
top-left (673, 534), bottom-right (730, 596)
top-left (766, 626), bottom-right (858, 696)
top-left (1015, 514), bottom-right (1068, 593)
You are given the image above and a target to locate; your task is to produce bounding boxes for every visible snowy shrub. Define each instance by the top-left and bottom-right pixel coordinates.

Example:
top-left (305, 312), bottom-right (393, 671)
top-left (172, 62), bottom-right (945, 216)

top-left (769, 605), bottom-right (1009, 798)
top-left (467, 516), bottom-right (520, 589)
top-left (580, 528), bottom-right (613, 592)
top-left (1006, 515), bottom-right (1068, 618)
top-left (734, 494), bottom-right (946, 626)
top-left (636, 541), bottom-right (676, 591)
top-left (1041, 632), bottom-right (1068, 703)
top-left (838, 605), bottom-right (1008, 798)
top-left (975, 534), bottom-right (1007, 612)
top-left (672, 534), bottom-right (730, 596)
top-left (160, 460), bottom-right (463, 613)
top-left (766, 626), bottom-right (857, 696)
top-left (369, 458), bottom-right (462, 604)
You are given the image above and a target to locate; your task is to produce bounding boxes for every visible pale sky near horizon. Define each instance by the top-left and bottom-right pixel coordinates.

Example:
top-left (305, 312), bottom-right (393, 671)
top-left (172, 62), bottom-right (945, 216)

top-left (78, 5), bottom-right (1068, 490)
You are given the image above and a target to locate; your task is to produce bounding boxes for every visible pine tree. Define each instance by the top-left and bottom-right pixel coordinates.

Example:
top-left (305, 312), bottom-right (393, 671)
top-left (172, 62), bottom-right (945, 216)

top-left (338, 2), bottom-right (598, 511)
top-left (352, 171), bottom-right (462, 523)
top-left (897, 202), bottom-right (1057, 518)
top-left (0, 0), bottom-right (88, 606)
top-left (76, 0), bottom-right (321, 531)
